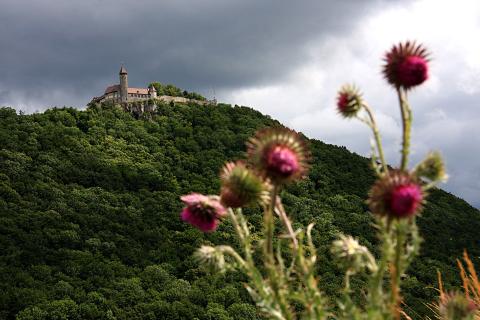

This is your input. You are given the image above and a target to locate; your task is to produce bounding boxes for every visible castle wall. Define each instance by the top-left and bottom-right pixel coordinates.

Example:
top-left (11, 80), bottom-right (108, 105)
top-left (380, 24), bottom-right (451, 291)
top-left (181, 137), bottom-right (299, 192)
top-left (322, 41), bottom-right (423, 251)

top-left (156, 95), bottom-right (209, 105)
top-left (91, 93), bottom-right (213, 107)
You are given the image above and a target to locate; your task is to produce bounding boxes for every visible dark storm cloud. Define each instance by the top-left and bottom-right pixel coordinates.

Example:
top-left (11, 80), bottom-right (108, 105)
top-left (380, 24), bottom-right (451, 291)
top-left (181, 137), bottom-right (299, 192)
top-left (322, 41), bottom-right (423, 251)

top-left (0, 0), bottom-right (397, 109)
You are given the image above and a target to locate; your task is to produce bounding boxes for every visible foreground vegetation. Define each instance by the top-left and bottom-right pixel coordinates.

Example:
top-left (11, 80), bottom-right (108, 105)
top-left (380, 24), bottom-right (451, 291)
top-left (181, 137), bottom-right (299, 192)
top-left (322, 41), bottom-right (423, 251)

top-left (180, 42), bottom-right (480, 319)
top-left (0, 99), bottom-right (478, 319)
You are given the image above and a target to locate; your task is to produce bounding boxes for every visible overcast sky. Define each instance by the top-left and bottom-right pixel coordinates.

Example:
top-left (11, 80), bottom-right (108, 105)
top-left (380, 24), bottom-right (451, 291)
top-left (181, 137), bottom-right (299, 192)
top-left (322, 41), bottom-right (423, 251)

top-left (0, 0), bottom-right (478, 208)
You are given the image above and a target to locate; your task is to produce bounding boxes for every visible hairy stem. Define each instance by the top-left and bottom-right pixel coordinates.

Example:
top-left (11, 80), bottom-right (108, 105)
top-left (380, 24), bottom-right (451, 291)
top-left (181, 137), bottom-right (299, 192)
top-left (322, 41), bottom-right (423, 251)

top-left (392, 223), bottom-right (404, 319)
top-left (274, 199), bottom-right (299, 251)
top-left (362, 102), bottom-right (388, 174)
top-left (265, 185), bottom-right (278, 260)
top-left (397, 88), bottom-right (411, 171)
top-left (263, 185), bottom-right (294, 319)
top-left (217, 245), bottom-right (247, 269)
top-left (368, 218), bottom-right (394, 314)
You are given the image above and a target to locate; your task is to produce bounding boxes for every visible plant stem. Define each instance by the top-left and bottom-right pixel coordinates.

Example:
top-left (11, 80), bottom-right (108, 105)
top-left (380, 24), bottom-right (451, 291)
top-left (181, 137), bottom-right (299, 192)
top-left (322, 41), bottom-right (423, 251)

top-left (345, 270), bottom-right (352, 293)
top-left (397, 88), bottom-right (411, 171)
top-left (217, 245), bottom-right (247, 269)
top-left (263, 185), bottom-right (295, 319)
top-left (274, 199), bottom-right (299, 251)
top-left (230, 209), bottom-right (289, 319)
top-left (362, 102), bottom-right (388, 174)
top-left (370, 239), bottom-right (388, 307)
top-left (392, 222), bottom-right (404, 320)
top-left (265, 185), bottom-right (278, 260)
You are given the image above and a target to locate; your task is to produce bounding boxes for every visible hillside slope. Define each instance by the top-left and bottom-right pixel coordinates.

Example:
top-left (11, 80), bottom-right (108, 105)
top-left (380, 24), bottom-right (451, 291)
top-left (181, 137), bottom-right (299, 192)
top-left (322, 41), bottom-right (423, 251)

top-left (0, 102), bottom-right (478, 319)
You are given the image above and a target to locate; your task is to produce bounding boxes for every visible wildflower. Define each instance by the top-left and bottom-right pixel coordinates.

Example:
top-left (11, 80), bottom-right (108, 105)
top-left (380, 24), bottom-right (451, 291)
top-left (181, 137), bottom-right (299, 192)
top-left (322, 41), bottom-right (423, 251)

top-left (383, 41), bottom-right (429, 90)
top-left (368, 170), bottom-right (425, 219)
top-left (415, 151), bottom-right (448, 182)
top-left (336, 84), bottom-right (363, 118)
top-left (220, 161), bottom-right (271, 208)
top-left (331, 234), bottom-right (377, 273)
top-left (180, 193), bottom-right (226, 232)
top-left (438, 292), bottom-right (477, 320)
top-left (247, 127), bottom-right (310, 185)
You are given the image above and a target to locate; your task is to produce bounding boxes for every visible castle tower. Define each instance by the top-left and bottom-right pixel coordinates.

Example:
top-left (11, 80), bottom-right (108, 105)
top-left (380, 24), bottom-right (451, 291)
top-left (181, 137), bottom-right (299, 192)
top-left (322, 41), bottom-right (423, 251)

top-left (119, 65), bottom-right (128, 103)
top-left (148, 84), bottom-right (157, 98)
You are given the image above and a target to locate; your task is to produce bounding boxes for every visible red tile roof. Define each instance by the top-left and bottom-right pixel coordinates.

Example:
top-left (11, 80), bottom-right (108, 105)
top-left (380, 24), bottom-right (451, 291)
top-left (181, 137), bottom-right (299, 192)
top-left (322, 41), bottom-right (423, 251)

top-left (104, 85), bottom-right (120, 94)
top-left (128, 87), bottom-right (149, 95)
top-left (103, 85), bottom-right (149, 96)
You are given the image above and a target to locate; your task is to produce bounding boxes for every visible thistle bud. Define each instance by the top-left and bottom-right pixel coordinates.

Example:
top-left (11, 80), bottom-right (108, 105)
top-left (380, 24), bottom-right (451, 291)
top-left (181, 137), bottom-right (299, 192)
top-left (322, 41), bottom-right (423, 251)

top-left (415, 151), bottom-right (447, 182)
top-left (220, 161), bottom-right (271, 208)
top-left (439, 292), bottom-right (477, 320)
top-left (180, 193), bottom-right (226, 232)
top-left (383, 41), bottom-right (430, 90)
top-left (336, 84), bottom-right (363, 118)
top-left (247, 127), bottom-right (310, 185)
top-left (368, 170), bottom-right (425, 219)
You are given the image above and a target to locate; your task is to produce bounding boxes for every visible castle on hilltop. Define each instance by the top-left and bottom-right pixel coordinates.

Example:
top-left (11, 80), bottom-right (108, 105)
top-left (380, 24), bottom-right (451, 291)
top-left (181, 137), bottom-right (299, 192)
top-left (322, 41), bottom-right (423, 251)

top-left (90, 65), bottom-right (213, 107)
top-left (91, 66), bottom-right (157, 104)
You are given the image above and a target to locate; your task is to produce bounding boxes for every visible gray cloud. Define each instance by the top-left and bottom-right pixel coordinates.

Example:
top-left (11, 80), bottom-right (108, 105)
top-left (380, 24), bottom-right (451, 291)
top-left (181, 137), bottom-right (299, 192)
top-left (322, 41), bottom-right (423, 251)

top-left (0, 0), bottom-right (398, 109)
top-left (0, 0), bottom-right (477, 208)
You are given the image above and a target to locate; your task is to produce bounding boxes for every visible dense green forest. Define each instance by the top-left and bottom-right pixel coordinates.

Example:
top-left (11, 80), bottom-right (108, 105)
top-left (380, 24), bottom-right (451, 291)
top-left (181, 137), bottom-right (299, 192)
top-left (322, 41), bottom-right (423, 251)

top-left (148, 83), bottom-right (206, 101)
top-left (0, 101), bottom-right (478, 319)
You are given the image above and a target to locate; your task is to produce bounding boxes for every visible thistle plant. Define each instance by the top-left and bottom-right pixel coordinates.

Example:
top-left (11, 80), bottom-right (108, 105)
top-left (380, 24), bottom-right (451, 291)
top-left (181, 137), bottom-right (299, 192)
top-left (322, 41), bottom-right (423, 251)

top-left (179, 41), bottom-right (456, 319)
top-left (430, 251), bottom-right (480, 320)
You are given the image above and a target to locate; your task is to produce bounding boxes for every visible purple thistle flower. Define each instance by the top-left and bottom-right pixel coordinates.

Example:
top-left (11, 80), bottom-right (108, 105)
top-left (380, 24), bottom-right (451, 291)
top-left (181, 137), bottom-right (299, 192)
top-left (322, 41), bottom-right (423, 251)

top-left (368, 170), bottom-right (425, 219)
top-left (389, 184), bottom-right (423, 218)
top-left (336, 85), bottom-right (363, 118)
top-left (397, 56), bottom-right (429, 88)
top-left (180, 193), bottom-right (226, 232)
top-left (247, 127), bottom-right (310, 185)
top-left (266, 145), bottom-right (299, 178)
top-left (383, 41), bottom-right (429, 90)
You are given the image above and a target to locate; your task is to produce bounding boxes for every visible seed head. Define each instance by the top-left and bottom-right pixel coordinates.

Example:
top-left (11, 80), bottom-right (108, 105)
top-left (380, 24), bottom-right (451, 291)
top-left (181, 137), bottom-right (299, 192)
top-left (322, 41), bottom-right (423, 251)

top-left (194, 245), bottom-right (226, 272)
top-left (331, 234), bottom-right (377, 273)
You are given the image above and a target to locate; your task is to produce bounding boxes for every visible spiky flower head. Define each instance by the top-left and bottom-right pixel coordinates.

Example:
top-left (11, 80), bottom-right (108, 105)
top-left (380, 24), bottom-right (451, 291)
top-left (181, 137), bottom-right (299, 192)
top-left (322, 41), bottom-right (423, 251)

top-left (220, 161), bottom-right (271, 208)
top-left (383, 41), bottom-right (430, 90)
top-left (438, 292), bottom-right (477, 320)
top-left (415, 151), bottom-right (447, 182)
top-left (331, 234), bottom-right (377, 274)
top-left (180, 193), bottom-right (226, 232)
top-left (247, 127), bottom-right (310, 185)
top-left (368, 170), bottom-right (425, 219)
top-left (336, 84), bottom-right (363, 118)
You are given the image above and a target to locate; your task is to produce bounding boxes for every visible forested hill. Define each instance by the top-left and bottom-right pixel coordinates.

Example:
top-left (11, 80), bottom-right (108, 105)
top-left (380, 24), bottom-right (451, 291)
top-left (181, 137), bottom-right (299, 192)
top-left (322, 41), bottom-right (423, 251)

top-left (0, 102), bottom-right (478, 319)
